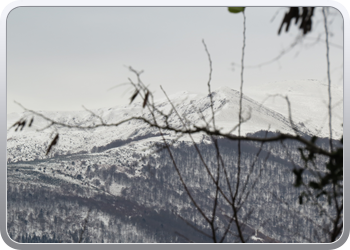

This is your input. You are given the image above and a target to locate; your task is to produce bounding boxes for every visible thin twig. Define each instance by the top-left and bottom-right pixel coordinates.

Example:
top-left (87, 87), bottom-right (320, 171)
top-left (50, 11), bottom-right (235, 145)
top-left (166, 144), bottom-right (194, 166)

top-left (202, 39), bottom-right (215, 129)
top-left (322, 7), bottom-right (333, 152)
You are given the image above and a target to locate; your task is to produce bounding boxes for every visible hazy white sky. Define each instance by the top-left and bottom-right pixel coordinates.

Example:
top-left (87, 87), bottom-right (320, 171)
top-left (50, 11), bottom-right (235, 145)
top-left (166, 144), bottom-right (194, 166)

top-left (7, 7), bottom-right (343, 114)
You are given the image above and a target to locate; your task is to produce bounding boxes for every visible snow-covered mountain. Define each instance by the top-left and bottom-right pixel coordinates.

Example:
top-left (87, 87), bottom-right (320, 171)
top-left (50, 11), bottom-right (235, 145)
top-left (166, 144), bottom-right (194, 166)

top-left (7, 80), bottom-right (342, 163)
top-left (6, 80), bottom-right (342, 243)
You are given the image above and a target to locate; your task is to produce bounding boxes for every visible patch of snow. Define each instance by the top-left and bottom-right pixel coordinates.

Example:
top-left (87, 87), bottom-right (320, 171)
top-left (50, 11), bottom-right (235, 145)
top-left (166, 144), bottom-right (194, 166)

top-left (109, 183), bottom-right (125, 196)
top-left (251, 235), bottom-right (264, 242)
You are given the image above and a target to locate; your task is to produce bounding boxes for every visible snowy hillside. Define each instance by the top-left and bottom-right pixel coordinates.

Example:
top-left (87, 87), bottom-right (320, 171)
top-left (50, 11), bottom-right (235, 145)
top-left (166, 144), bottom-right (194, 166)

top-left (245, 79), bottom-right (343, 139)
top-left (8, 80), bottom-right (341, 163)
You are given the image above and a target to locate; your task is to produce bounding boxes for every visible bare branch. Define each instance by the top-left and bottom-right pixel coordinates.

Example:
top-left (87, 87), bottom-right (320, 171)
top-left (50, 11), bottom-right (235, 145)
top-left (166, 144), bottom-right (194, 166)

top-left (322, 7), bottom-right (333, 151)
top-left (202, 39), bottom-right (215, 129)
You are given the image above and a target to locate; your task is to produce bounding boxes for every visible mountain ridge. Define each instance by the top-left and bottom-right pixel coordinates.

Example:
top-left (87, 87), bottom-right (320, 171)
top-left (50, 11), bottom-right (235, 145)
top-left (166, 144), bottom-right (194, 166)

top-left (7, 80), bottom-right (342, 163)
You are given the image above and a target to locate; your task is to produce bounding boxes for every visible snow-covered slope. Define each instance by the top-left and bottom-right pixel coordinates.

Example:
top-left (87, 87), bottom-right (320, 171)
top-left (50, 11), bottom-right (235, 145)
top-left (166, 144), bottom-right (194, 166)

top-left (245, 79), bottom-right (343, 139)
top-left (153, 86), bottom-right (311, 135)
top-left (7, 80), bottom-right (343, 162)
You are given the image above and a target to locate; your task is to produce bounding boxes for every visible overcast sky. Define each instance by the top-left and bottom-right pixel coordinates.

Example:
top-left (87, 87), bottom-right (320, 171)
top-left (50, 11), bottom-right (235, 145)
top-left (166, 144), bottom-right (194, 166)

top-left (7, 7), bottom-right (343, 114)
